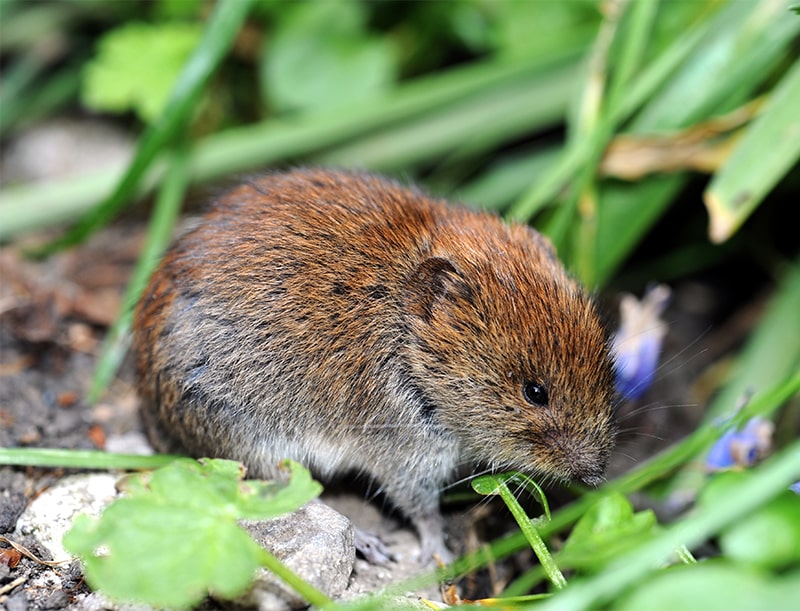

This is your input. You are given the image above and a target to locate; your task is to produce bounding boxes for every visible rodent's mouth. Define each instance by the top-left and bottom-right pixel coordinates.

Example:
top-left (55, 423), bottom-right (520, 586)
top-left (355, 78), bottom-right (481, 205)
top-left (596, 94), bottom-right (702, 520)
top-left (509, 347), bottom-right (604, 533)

top-left (575, 470), bottom-right (605, 487)
top-left (562, 452), bottom-right (609, 487)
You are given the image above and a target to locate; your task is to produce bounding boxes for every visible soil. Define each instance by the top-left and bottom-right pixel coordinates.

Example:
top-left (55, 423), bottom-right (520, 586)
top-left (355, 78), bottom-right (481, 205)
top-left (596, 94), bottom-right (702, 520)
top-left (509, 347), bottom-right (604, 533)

top-left (0, 206), bottom-right (774, 609)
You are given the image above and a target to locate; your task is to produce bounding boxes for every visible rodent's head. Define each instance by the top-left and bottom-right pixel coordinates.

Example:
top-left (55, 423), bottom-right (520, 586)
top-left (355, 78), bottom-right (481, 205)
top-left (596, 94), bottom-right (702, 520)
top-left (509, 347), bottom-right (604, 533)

top-left (403, 213), bottom-right (616, 486)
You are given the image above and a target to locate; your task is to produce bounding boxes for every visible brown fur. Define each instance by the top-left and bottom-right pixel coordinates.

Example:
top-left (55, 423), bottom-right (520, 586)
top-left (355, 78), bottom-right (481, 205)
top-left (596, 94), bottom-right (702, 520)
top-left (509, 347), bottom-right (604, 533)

top-left (133, 168), bottom-right (616, 560)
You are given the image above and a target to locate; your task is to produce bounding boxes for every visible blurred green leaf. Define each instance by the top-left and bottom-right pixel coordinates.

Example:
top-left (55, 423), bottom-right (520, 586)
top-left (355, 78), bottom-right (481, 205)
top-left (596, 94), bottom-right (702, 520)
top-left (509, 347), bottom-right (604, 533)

top-left (507, 0), bottom-right (712, 225)
top-left (0, 448), bottom-right (180, 470)
top-left (489, 0), bottom-right (599, 58)
top-left (262, 0), bottom-right (397, 112)
top-left (561, 493), bottom-right (658, 573)
top-left (35, 0), bottom-right (256, 255)
top-left (82, 21), bottom-right (203, 123)
top-left (630, 0), bottom-right (799, 132)
top-left (154, 0), bottom-right (204, 20)
top-left (455, 148), bottom-right (560, 211)
top-left (616, 562), bottom-right (800, 611)
top-left (705, 61), bottom-right (800, 243)
top-left (88, 147), bottom-right (188, 401)
top-left (702, 473), bottom-right (800, 571)
top-left (317, 53), bottom-right (579, 170)
top-left (592, 174), bottom-right (686, 285)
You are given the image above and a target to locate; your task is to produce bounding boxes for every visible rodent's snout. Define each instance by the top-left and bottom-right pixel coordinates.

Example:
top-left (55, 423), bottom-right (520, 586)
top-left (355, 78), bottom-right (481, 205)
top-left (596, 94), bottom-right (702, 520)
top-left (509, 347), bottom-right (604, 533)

top-left (545, 421), bottom-right (615, 487)
top-left (557, 450), bottom-right (610, 488)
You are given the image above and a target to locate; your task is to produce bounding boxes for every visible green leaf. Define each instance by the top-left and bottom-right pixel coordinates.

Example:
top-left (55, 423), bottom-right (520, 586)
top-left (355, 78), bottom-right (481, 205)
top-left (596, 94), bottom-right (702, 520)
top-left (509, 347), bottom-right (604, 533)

top-left (617, 563), bottom-right (800, 611)
top-left (630, 0), bottom-right (799, 132)
top-left (63, 459), bottom-right (322, 608)
top-left (562, 493), bottom-right (658, 573)
top-left (490, 0), bottom-right (599, 58)
top-left (0, 447), bottom-right (180, 470)
top-left (703, 473), bottom-right (800, 571)
top-left (262, 0), bottom-right (397, 112)
top-left (704, 60), bottom-right (800, 243)
top-left (534, 438), bottom-right (800, 611)
top-left (592, 173), bottom-right (686, 285)
top-left (82, 21), bottom-right (203, 123)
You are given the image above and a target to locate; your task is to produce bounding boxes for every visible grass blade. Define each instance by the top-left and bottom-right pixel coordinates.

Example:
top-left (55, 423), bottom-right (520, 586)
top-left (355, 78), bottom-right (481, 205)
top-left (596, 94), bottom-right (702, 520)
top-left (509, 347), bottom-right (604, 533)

top-left (0, 448), bottom-right (181, 470)
top-left (704, 61), bottom-right (800, 242)
top-left (87, 147), bottom-right (189, 401)
top-left (0, 47), bottom-right (584, 242)
top-left (34, 0), bottom-right (256, 256)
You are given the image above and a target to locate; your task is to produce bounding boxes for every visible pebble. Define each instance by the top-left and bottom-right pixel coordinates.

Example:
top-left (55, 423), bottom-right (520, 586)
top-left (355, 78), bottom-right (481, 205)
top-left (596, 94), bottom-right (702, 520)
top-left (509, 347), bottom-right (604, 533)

top-left (13, 473), bottom-right (120, 561)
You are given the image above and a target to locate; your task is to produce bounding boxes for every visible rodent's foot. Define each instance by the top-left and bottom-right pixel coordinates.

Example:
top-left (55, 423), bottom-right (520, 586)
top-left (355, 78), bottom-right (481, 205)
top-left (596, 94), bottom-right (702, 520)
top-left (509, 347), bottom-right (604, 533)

top-left (420, 536), bottom-right (454, 566)
top-left (416, 513), bottom-right (454, 565)
top-left (354, 527), bottom-right (395, 565)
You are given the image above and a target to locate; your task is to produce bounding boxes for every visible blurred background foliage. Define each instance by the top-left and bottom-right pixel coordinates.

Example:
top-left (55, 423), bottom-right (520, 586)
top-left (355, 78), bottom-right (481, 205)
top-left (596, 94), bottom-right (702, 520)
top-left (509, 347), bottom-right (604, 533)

top-left (2, 0), bottom-right (796, 286)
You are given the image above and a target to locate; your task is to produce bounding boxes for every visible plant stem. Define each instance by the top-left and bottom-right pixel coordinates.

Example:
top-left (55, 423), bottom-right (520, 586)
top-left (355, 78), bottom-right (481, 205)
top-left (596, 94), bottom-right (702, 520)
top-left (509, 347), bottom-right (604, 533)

top-left (495, 481), bottom-right (567, 590)
top-left (0, 448), bottom-right (182, 470)
top-left (88, 145), bottom-right (189, 401)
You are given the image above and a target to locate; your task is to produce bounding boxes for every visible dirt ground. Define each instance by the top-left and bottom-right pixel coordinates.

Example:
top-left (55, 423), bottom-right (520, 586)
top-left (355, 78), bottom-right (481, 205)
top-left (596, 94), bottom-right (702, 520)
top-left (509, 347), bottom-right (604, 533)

top-left (0, 206), bottom-right (774, 609)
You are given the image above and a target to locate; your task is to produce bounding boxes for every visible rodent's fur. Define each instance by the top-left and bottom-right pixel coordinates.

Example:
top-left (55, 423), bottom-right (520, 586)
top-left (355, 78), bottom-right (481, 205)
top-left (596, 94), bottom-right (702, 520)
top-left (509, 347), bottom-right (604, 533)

top-left (133, 168), bottom-right (616, 560)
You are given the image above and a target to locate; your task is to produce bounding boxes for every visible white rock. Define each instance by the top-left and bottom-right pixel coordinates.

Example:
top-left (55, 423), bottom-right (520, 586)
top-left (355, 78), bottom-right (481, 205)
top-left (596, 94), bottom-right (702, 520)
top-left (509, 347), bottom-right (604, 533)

top-left (13, 473), bottom-right (120, 561)
top-left (104, 431), bottom-right (154, 455)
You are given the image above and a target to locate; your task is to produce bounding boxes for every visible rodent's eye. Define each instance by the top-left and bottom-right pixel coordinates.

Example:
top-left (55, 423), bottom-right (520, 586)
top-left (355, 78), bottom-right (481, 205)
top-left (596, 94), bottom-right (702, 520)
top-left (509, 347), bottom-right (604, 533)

top-left (522, 381), bottom-right (549, 406)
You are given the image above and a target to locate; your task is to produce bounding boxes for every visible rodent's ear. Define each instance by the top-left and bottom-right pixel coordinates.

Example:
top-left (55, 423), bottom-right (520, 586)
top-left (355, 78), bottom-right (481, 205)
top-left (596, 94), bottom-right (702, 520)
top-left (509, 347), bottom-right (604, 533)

top-left (405, 257), bottom-right (474, 319)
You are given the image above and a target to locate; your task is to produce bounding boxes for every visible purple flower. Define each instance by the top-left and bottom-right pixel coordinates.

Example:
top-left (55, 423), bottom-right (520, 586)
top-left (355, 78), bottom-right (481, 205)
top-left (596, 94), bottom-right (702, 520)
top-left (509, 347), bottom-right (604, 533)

top-left (706, 417), bottom-right (775, 471)
top-left (790, 482), bottom-right (800, 495)
top-left (612, 284), bottom-right (670, 400)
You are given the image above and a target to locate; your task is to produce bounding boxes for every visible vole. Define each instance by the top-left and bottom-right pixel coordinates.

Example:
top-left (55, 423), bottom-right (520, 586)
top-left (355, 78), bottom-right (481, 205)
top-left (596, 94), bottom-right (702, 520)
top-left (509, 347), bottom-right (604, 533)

top-left (133, 168), bottom-right (617, 562)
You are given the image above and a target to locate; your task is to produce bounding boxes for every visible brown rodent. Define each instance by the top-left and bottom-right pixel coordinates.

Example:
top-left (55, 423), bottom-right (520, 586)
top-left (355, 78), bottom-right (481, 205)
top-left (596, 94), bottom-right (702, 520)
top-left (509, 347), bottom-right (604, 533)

top-left (133, 168), bottom-right (616, 561)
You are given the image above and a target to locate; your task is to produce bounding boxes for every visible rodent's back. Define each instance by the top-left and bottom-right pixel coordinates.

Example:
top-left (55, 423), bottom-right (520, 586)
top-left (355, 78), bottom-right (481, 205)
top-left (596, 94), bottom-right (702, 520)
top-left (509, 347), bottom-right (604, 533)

top-left (134, 169), bottom-right (616, 535)
top-left (135, 170), bottom-right (445, 469)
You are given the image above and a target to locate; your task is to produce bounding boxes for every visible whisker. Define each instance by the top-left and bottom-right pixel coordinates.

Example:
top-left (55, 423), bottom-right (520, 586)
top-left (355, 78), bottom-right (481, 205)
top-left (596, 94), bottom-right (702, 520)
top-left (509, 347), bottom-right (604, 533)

top-left (618, 401), bottom-right (699, 422)
top-left (440, 467), bottom-right (494, 492)
top-left (617, 430), bottom-right (666, 442)
top-left (612, 450), bottom-right (638, 464)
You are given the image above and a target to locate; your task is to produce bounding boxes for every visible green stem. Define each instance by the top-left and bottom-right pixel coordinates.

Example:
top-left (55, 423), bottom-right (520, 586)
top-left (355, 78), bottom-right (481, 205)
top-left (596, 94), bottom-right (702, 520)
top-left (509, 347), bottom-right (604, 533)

top-left (88, 145), bottom-right (189, 401)
top-left (0, 448), bottom-right (182, 470)
top-left (495, 481), bottom-right (567, 590)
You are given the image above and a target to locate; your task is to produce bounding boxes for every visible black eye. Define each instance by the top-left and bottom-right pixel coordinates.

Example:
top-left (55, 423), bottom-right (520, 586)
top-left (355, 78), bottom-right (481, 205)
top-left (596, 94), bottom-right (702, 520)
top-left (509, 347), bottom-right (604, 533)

top-left (523, 381), bottom-right (549, 406)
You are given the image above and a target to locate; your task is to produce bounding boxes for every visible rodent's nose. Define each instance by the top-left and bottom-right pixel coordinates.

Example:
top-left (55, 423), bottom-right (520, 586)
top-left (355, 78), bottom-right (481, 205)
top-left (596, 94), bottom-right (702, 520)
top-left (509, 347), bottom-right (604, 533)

top-left (566, 454), bottom-right (608, 487)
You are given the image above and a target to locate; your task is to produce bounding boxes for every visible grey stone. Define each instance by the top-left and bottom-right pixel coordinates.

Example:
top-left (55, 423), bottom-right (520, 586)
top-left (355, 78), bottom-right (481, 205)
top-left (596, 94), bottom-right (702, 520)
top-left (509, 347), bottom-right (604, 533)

top-left (235, 501), bottom-right (356, 610)
top-left (4, 591), bottom-right (29, 611)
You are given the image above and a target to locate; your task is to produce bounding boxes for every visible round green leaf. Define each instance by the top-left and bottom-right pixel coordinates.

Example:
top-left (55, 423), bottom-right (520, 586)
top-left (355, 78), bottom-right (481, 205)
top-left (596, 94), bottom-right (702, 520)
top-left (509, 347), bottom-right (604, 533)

top-left (719, 490), bottom-right (800, 570)
top-left (82, 22), bottom-right (202, 123)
